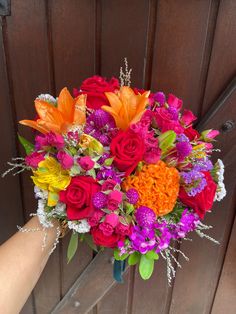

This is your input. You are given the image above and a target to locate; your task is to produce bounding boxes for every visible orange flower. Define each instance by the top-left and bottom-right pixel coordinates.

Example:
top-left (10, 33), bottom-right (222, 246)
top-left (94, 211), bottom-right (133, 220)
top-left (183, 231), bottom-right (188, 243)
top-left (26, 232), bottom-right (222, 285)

top-left (102, 86), bottom-right (150, 130)
top-left (20, 88), bottom-right (86, 134)
top-left (123, 161), bottom-right (180, 216)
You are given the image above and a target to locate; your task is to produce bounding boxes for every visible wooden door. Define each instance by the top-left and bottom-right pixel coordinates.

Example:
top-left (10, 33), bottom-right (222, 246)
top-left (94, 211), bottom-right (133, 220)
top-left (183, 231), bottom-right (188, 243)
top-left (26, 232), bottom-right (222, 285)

top-left (0, 1), bottom-right (235, 313)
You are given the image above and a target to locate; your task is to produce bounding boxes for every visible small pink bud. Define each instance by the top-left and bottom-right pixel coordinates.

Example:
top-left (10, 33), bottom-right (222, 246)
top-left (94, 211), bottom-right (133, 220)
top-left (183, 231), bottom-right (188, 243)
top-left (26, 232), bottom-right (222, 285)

top-left (78, 156), bottom-right (95, 171)
top-left (57, 151), bottom-right (74, 169)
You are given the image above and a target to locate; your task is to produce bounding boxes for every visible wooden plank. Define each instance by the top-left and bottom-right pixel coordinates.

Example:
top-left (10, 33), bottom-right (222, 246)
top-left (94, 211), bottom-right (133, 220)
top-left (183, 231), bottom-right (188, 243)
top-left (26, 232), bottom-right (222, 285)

top-left (151, 0), bottom-right (219, 114)
top-left (201, 0), bottom-right (236, 115)
top-left (49, 0), bottom-right (96, 298)
top-left (132, 258), bottom-right (172, 314)
top-left (0, 16), bottom-right (35, 314)
top-left (168, 83), bottom-right (236, 314)
top-left (51, 249), bottom-right (122, 314)
top-left (100, 0), bottom-right (150, 87)
top-left (4, 1), bottom-right (61, 312)
top-left (97, 270), bottom-right (131, 314)
top-left (50, 0), bottom-right (96, 94)
top-left (211, 215), bottom-right (236, 314)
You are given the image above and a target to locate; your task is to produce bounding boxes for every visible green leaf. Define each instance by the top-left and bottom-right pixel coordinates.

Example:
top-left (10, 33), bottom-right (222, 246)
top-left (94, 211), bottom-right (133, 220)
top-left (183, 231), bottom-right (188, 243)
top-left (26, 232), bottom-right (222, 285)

top-left (67, 232), bottom-right (78, 263)
top-left (87, 168), bottom-right (96, 179)
top-left (104, 157), bottom-right (114, 166)
top-left (139, 254), bottom-right (154, 280)
top-left (114, 248), bottom-right (129, 261)
top-left (84, 233), bottom-right (98, 252)
top-left (158, 130), bottom-right (176, 153)
top-left (125, 203), bottom-right (135, 215)
top-left (128, 252), bottom-right (140, 265)
top-left (69, 165), bottom-right (81, 176)
top-left (18, 134), bottom-right (34, 155)
top-left (146, 250), bottom-right (159, 260)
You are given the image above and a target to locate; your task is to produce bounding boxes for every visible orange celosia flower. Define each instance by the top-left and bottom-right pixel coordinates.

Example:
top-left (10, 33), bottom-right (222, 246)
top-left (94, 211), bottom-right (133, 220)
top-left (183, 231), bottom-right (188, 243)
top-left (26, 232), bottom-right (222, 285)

top-left (20, 88), bottom-right (86, 134)
top-left (123, 161), bottom-right (180, 216)
top-left (102, 86), bottom-right (150, 130)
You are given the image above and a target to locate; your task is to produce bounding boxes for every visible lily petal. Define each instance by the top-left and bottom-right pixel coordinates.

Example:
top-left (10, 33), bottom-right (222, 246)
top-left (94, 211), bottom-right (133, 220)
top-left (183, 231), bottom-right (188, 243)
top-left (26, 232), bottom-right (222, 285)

top-left (19, 120), bottom-right (48, 134)
top-left (57, 87), bottom-right (75, 122)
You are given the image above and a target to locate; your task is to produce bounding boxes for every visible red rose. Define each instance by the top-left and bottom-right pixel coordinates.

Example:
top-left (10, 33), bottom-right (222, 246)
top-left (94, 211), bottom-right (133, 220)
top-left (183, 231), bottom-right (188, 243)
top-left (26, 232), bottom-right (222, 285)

top-left (179, 172), bottom-right (217, 219)
top-left (184, 126), bottom-right (200, 141)
top-left (91, 227), bottom-right (123, 248)
top-left (60, 176), bottom-right (100, 220)
top-left (74, 75), bottom-right (119, 110)
top-left (110, 129), bottom-right (145, 176)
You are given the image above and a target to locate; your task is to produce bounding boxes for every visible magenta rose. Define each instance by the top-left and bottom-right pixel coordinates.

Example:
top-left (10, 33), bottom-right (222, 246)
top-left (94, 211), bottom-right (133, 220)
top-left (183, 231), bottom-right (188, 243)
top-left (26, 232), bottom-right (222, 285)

top-left (107, 190), bottom-right (123, 211)
top-left (101, 179), bottom-right (117, 191)
top-left (60, 176), bottom-right (100, 220)
top-left (154, 108), bottom-right (184, 134)
top-left (78, 156), bottom-right (95, 171)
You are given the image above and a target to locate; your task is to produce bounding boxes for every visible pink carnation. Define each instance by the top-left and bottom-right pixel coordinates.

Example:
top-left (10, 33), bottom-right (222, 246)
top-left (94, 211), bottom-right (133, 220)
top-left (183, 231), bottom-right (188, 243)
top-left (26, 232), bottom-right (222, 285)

top-left (99, 213), bottom-right (119, 236)
top-left (88, 210), bottom-right (104, 227)
top-left (115, 222), bottom-right (130, 236)
top-left (25, 152), bottom-right (45, 168)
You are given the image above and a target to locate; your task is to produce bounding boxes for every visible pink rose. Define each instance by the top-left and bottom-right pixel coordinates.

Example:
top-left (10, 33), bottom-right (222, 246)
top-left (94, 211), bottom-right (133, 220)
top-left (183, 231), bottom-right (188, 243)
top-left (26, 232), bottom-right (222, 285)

top-left (78, 156), bottom-right (95, 170)
top-left (107, 190), bottom-right (123, 211)
top-left (101, 179), bottom-right (117, 191)
top-left (57, 151), bottom-right (74, 169)
top-left (25, 152), bottom-right (45, 168)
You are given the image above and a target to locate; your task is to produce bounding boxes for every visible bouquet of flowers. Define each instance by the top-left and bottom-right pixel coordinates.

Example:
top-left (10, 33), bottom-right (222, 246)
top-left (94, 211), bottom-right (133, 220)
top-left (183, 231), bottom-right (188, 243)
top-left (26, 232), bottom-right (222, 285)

top-left (3, 61), bottom-right (226, 283)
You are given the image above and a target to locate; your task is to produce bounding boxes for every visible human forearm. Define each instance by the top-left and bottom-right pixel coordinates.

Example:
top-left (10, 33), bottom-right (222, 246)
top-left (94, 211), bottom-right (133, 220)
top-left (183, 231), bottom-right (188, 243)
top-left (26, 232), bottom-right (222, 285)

top-left (0, 216), bottom-right (60, 314)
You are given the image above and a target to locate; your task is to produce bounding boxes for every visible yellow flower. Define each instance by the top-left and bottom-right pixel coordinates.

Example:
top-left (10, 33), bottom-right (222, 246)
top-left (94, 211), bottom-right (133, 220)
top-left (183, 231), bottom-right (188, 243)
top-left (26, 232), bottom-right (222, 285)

top-left (32, 156), bottom-right (71, 206)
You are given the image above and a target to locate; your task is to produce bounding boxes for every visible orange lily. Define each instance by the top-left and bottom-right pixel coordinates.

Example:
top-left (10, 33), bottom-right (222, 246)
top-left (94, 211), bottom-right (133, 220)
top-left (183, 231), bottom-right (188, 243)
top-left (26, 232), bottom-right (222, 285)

top-left (20, 87), bottom-right (86, 134)
top-left (102, 86), bottom-right (150, 130)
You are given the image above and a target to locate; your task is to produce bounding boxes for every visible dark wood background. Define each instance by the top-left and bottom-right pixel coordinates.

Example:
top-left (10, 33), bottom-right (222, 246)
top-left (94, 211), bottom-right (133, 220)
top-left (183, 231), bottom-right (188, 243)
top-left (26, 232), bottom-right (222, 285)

top-left (0, 1), bottom-right (235, 313)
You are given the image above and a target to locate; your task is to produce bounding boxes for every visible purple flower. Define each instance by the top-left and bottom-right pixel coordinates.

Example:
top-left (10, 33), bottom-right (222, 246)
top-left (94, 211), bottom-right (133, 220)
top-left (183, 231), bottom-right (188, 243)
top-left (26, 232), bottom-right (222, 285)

top-left (153, 92), bottom-right (166, 105)
top-left (181, 170), bottom-right (207, 196)
top-left (129, 226), bottom-right (157, 254)
top-left (135, 206), bottom-right (156, 228)
top-left (92, 192), bottom-right (107, 209)
top-left (175, 209), bottom-right (200, 238)
top-left (176, 141), bottom-right (192, 160)
top-left (126, 188), bottom-right (139, 204)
